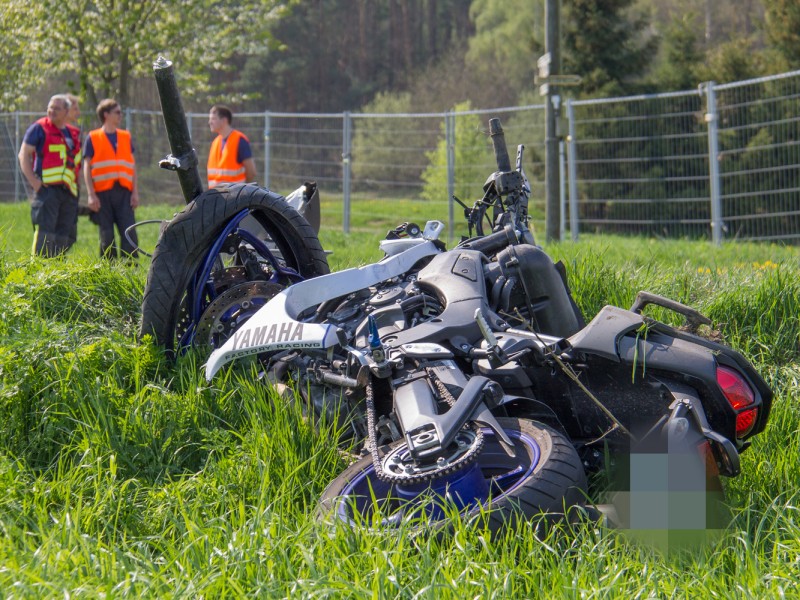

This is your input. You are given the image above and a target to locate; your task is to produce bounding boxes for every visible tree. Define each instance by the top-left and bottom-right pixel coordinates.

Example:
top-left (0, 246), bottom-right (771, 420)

top-left (231, 0), bottom-right (474, 113)
top-left (2, 0), bottom-right (286, 111)
top-left (0, 3), bottom-right (45, 110)
top-left (649, 13), bottom-right (704, 91)
top-left (351, 91), bottom-right (418, 188)
top-left (764, 0), bottom-right (800, 68)
top-left (421, 102), bottom-right (489, 203)
top-left (562, 0), bottom-right (658, 97)
top-left (696, 39), bottom-right (761, 84)
top-left (465, 0), bottom-right (544, 103)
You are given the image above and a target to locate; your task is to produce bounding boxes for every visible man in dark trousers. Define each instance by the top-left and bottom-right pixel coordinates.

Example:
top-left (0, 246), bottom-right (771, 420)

top-left (17, 94), bottom-right (82, 257)
top-left (83, 98), bottom-right (139, 259)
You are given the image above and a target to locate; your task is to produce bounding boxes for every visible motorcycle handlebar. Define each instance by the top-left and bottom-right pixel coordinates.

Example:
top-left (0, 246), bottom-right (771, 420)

top-left (489, 118), bottom-right (512, 173)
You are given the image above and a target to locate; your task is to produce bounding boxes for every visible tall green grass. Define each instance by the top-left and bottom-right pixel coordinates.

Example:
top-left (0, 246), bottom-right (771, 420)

top-left (0, 202), bottom-right (798, 597)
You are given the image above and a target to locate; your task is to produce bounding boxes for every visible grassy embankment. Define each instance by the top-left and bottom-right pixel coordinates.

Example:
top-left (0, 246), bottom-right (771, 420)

top-left (0, 199), bottom-right (798, 597)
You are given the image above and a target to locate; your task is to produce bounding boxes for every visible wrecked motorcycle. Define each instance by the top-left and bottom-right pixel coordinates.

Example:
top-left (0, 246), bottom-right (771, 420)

top-left (156, 115), bottom-right (770, 530)
top-left (140, 58), bottom-right (771, 530)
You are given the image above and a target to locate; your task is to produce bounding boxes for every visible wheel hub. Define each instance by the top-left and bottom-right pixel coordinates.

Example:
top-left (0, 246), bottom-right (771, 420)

top-left (379, 429), bottom-right (482, 484)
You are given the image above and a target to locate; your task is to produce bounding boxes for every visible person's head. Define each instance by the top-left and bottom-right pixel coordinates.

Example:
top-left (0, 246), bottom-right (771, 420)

top-left (46, 95), bottom-right (70, 128)
top-left (96, 99), bottom-right (122, 126)
top-left (65, 93), bottom-right (80, 124)
top-left (208, 104), bottom-right (233, 134)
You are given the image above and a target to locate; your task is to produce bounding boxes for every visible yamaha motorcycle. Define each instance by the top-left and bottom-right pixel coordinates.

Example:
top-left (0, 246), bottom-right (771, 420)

top-left (141, 61), bottom-right (771, 531)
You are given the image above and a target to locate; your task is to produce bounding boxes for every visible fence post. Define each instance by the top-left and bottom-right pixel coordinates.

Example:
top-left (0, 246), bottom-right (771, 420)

top-left (566, 99), bottom-right (579, 241)
top-left (125, 107), bottom-right (131, 131)
top-left (342, 111), bottom-right (352, 234)
top-left (263, 111), bottom-right (271, 189)
top-left (446, 111), bottom-right (455, 242)
top-left (14, 112), bottom-right (21, 202)
top-left (704, 82), bottom-right (723, 246)
top-left (559, 139), bottom-right (566, 240)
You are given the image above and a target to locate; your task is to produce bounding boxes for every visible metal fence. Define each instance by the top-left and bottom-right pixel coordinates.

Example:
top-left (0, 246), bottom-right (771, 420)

top-left (3, 70), bottom-right (798, 243)
top-left (566, 70), bottom-right (800, 243)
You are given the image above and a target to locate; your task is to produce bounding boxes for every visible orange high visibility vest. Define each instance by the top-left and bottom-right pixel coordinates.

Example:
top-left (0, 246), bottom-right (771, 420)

top-left (88, 128), bottom-right (135, 192)
top-left (208, 130), bottom-right (248, 188)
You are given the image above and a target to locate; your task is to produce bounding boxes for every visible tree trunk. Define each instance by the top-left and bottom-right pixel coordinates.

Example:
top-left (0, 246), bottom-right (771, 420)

top-left (358, 0), bottom-right (370, 82)
top-left (119, 52), bottom-right (130, 108)
top-left (400, 0), bottom-right (413, 73)
top-left (427, 0), bottom-right (438, 60)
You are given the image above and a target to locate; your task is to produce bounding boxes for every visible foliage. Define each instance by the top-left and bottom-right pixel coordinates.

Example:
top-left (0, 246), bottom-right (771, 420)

top-left (466, 0), bottom-right (544, 101)
top-left (763, 0), bottom-right (800, 68)
top-left (3, 0), bottom-right (797, 115)
top-left (420, 102), bottom-right (492, 204)
top-left (562, 0), bottom-right (659, 96)
top-left (695, 39), bottom-right (763, 84)
top-left (351, 91), bottom-right (416, 187)
top-left (0, 4), bottom-right (45, 111)
top-left (232, 0), bottom-right (474, 113)
top-left (1, 0), bottom-right (287, 111)
top-left (648, 12), bottom-right (704, 91)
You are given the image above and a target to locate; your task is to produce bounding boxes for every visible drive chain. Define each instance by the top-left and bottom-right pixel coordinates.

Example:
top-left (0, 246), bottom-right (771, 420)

top-left (365, 372), bottom-right (485, 485)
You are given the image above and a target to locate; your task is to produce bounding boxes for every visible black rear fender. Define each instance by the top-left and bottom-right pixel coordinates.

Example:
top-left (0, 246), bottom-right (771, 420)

top-left (568, 305), bottom-right (772, 444)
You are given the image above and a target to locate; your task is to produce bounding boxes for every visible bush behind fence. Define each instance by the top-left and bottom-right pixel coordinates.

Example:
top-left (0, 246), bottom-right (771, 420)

top-left (2, 70), bottom-right (798, 243)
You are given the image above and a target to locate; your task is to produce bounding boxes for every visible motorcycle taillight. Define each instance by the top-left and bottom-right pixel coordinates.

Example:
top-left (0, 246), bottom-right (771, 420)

top-left (716, 365), bottom-right (757, 437)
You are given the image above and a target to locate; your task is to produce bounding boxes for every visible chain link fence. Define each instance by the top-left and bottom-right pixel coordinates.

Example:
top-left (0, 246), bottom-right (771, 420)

top-left (3, 70), bottom-right (798, 243)
top-left (566, 70), bottom-right (800, 243)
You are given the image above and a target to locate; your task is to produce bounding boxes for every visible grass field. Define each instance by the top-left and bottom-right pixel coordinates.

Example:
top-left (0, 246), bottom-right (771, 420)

top-left (0, 200), bottom-right (799, 598)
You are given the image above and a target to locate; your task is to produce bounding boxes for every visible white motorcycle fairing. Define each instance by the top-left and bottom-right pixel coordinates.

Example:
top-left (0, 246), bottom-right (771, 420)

top-left (205, 238), bottom-right (442, 380)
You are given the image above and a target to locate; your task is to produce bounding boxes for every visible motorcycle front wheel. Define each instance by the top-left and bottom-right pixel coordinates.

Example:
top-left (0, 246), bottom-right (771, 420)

top-left (318, 418), bottom-right (587, 533)
top-left (140, 183), bottom-right (329, 353)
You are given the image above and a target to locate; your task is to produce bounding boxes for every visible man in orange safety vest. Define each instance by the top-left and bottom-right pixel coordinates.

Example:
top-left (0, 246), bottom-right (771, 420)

top-left (207, 104), bottom-right (257, 189)
top-left (83, 99), bottom-right (139, 259)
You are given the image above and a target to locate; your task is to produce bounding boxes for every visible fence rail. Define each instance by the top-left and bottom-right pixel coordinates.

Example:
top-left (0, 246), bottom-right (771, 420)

top-left (3, 70), bottom-right (799, 244)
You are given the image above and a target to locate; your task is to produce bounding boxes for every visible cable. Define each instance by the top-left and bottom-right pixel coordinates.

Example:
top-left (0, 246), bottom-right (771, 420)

top-left (124, 219), bottom-right (167, 258)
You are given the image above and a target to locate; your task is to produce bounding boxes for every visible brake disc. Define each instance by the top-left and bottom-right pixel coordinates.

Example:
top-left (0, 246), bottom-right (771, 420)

top-left (195, 281), bottom-right (284, 347)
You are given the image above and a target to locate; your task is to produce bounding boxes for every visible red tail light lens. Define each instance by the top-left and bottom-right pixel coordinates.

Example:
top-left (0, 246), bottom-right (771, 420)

top-left (716, 365), bottom-right (757, 437)
top-left (735, 408), bottom-right (758, 438)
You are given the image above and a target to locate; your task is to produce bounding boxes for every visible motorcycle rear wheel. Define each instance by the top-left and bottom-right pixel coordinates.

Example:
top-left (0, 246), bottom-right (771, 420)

top-left (318, 417), bottom-right (587, 533)
top-left (140, 183), bottom-right (329, 353)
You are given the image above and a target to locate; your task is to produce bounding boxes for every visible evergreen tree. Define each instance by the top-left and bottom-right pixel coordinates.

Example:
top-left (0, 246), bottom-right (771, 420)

top-left (763, 0), bottom-right (800, 69)
top-left (650, 13), bottom-right (703, 92)
top-left (562, 0), bottom-right (658, 97)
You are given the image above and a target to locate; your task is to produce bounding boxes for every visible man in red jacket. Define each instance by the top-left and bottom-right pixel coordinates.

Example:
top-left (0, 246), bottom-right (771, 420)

top-left (18, 94), bottom-right (82, 257)
top-left (83, 99), bottom-right (139, 260)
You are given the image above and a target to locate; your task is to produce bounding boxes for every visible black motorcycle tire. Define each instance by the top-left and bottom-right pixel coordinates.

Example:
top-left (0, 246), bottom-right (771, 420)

top-left (140, 183), bottom-right (329, 352)
top-left (318, 417), bottom-right (587, 534)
